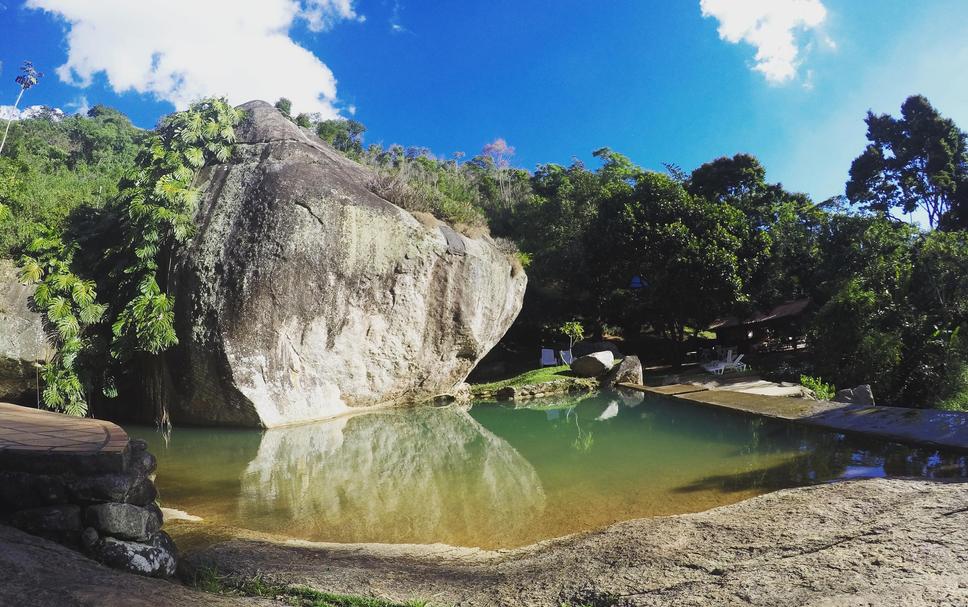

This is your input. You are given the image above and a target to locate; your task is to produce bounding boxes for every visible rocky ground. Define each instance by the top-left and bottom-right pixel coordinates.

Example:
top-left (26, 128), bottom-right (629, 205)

top-left (3, 478), bottom-right (967, 606)
top-left (180, 478), bottom-right (968, 606)
top-left (0, 524), bottom-right (272, 606)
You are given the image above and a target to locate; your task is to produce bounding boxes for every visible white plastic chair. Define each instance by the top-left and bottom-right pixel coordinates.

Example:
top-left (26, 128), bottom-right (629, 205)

top-left (560, 350), bottom-right (574, 365)
top-left (540, 348), bottom-right (557, 367)
top-left (727, 354), bottom-right (748, 372)
top-left (703, 360), bottom-right (728, 375)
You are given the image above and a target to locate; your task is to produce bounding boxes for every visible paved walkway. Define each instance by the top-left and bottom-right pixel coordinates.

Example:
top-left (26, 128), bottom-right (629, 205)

top-left (619, 383), bottom-right (968, 451)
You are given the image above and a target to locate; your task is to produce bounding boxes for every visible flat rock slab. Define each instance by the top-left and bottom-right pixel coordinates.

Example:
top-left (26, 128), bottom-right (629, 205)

top-left (183, 478), bottom-right (968, 607)
top-left (0, 525), bottom-right (270, 606)
top-left (673, 390), bottom-right (968, 451)
top-left (626, 383), bottom-right (709, 396)
top-left (0, 402), bottom-right (129, 473)
top-left (675, 389), bottom-right (841, 418)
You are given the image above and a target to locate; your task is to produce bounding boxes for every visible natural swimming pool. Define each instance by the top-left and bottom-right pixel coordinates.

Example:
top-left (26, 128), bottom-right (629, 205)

top-left (127, 391), bottom-right (968, 549)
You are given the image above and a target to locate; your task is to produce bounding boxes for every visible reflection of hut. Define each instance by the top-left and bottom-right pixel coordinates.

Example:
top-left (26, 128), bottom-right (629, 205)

top-left (708, 299), bottom-right (810, 351)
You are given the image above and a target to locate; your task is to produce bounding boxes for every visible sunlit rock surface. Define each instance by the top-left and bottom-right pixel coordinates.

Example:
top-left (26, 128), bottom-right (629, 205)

top-left (0, 260), bottom-right (50, 404)
top-left (149, 101), bottom-right (526, 427)
top-left (237, 408), bottom-right (545, 547)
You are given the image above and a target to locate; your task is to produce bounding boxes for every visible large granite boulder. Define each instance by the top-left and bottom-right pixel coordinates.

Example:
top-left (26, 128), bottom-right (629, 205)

top-left (570, 351), bottom-right (615, 378)
top-left (602, 355), bottom-right (643, 387)
top-left (148, 101), bottom-right (526, 427)
top-left (572, 340), bottom-right (621, 358)
top-left (0, 260), bottom-right (50, 404)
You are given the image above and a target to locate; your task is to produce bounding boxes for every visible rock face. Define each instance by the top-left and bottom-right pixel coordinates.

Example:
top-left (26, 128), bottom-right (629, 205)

top-left (833, 384), bottom-right (875, 406)
top-left (0, 525), bottom-right (256, 607)
top-left (147, 101), bottom-right (526, 428)
top-left (87, 530), bottom-right (177, 578)
top-left (570, 351), bottom-right (615, 378)
top-left (602, 355), bottom-right (643, 387)
top-left (0, 260), bottom-right (49, 405)
top-left (182, 478), bottom-right (968, 607)
top-left (85, 503), bottom-right (161, 541)
top-left (572, 340), bottom-right (621, 358)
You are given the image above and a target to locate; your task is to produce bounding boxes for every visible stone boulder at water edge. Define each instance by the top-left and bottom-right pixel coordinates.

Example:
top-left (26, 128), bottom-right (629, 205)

top-left (145, 101), bottom-right (526, 427)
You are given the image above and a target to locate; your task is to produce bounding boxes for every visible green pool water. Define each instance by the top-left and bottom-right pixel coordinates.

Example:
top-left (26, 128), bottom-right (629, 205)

top-left (127, 391), bottom-right (967, 549)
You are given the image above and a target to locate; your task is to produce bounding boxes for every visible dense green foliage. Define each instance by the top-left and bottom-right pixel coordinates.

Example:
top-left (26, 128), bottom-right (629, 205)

top-left (17, 234), bottom-right (106, 414)
top-left (9, 99), bottom-right (242, 416)
top-left (800, 375), bottom-right (836, 401)
top-left (847, 95), bottom-right (968, 230)
top-left (0, 105), bottom-right (145, 256)
top-left (97, 99), bottom-right (242, 363)
top-left (3, 93), bottom-right (967, 413)
top-left (559, 321), bottom-right (586, 350)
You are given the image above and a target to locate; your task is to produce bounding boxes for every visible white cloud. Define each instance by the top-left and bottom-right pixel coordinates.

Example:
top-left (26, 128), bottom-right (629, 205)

top-left (27, 0), bottom-right (364, 118)
top-left (389, 0), bottom-right (410, 34)
top-left (700, 0), bottom-right (828, 84)
top-left (302, 0), bottom-right (365, 32)
top-left (65, 94), bottom-right (90, 115)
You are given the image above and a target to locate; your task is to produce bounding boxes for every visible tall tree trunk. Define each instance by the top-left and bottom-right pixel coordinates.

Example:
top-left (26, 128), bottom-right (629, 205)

top-left (0, 87), bottom-right (26, 156)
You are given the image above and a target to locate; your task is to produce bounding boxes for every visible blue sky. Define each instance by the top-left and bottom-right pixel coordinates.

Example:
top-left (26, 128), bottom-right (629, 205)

top-left (1, 0), bottom-right (967, 206)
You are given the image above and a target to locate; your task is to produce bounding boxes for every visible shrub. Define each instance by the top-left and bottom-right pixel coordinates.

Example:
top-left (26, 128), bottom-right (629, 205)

top-left (800, 374), bottom-right (836, 400)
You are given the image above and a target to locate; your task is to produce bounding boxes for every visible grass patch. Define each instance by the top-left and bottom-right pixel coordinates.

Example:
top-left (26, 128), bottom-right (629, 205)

top-left (470, 364), bottom-right (576, 394)
top-left (190, 566), bottom-right (428, 607)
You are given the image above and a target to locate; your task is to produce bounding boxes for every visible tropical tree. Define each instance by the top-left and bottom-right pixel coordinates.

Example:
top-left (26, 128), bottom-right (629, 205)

top-left (0, 61), bottom-right (43, 156)
top-left (846, 95), bottom-right (968, 230)
top-left (316, 118), bottom-right (366, 155)
top-left (687, 154), bottom-right (804, 308)
top-left (274, 97), bottom-right (293, 119)
top-left (98, 98), bottom-right (244, 363)
top-left (18, 98), bottom-right (244, 416)
top-left (559, 321), bottom-right (585, 351)
top-left (595, 160), bottom-right (750, 344)
top-left (17, 232), bottom-right (105, 415)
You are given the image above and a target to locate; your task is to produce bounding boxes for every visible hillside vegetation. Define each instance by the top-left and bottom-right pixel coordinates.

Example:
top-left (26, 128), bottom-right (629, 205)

top-left (2, 95), bottom-right (967, 412)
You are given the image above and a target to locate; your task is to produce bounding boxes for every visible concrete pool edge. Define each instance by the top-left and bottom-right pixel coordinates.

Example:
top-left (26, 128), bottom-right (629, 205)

top-left (619, 382), bottom-right (968, 452)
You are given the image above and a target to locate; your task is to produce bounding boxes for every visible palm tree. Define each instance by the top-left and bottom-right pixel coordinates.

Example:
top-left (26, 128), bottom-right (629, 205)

top-left (0, 61), bottom-right (43, 156)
